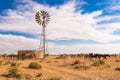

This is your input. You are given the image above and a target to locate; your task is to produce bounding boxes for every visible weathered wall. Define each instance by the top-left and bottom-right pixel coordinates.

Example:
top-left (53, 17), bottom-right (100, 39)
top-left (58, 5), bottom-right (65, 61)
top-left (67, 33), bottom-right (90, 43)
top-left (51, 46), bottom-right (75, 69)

top-left (18, 50), bottom-right (44, 60)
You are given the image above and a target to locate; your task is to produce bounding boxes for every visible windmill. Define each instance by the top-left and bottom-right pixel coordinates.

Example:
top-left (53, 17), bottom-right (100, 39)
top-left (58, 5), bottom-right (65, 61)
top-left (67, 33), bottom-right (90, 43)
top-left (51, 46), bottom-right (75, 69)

top-left (35, 10), bottom-right (50, 57)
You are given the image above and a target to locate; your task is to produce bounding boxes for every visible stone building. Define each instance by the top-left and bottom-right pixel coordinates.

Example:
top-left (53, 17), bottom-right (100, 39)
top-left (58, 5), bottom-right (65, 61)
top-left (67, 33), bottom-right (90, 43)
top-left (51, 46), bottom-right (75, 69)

top-left (18, 50), bottom-right (44, 60)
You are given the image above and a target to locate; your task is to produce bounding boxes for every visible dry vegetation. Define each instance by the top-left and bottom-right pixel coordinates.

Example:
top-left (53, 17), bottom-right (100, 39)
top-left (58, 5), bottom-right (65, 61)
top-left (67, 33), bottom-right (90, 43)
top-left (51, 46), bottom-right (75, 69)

top-left (0, 54), bottom-right (120, 80)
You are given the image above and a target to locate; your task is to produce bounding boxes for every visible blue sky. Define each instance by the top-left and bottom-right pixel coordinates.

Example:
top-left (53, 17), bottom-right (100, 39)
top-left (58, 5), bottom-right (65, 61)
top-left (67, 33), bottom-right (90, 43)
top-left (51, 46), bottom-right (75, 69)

top-left (0, 0), bottom-right (120, 54)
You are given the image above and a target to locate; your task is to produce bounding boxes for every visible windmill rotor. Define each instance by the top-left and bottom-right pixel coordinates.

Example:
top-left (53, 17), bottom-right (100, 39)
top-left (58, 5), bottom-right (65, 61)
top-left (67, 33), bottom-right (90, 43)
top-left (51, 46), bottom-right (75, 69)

top-left (35, 10), bottom-right (50, 26)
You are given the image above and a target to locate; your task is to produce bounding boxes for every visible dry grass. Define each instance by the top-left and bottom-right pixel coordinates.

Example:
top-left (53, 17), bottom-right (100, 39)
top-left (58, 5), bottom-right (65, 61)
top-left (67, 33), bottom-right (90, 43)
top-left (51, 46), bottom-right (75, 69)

top-left (0, 56), bottom-right (120, 80)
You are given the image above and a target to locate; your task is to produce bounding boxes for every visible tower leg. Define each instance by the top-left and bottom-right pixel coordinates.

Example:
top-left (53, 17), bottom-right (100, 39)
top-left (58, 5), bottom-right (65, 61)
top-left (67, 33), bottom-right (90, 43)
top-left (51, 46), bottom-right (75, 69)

top-left (43, 27), bottom-right (45, 58)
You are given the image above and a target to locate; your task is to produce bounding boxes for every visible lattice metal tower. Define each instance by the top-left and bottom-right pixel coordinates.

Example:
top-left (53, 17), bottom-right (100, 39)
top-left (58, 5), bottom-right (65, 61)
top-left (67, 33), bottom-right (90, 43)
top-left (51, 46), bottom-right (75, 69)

top-left (35, 10), bottom-right (50, 57)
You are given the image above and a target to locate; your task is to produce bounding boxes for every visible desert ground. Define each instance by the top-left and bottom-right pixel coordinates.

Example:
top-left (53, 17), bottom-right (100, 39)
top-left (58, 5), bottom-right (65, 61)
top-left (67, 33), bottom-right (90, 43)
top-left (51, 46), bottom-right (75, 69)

top-left (0, 55), bottom-right (120, 80)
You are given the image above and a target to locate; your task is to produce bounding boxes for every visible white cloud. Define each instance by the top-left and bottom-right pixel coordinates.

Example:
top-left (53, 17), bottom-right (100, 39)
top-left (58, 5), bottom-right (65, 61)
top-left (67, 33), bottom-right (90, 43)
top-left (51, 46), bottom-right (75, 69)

top-left (0, 0), bottom-right (120, 43)
top-left (103, 0), bottom-right (120, 17)
top-left (0, 34), bottom-right (120, 54)
top-left (108, 0), bottom-right (120, 10)
top-left (110, 6), bottom-right (120, 10)
top-left (0, 34), bottom-right (39, 53)
top-left (0, 0), bottom-right (120, 54)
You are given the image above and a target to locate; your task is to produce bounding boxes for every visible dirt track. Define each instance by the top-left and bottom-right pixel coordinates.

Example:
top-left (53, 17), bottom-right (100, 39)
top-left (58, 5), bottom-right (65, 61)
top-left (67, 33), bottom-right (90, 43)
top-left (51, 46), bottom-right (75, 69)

top-left (42, 63), bottom-right (92, 80)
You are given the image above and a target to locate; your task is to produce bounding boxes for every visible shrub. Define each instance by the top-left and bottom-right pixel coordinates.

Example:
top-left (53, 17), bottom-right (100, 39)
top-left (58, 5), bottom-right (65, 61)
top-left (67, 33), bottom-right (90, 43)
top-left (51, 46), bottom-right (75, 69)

top-left (28, 62), bottom-right (42, 69)
top-left (4, 61), bottom-right (10, 65)
top-left (0, 60), bottom-right (2, 66)
top-left (54, 61), bottom-right (59, 63)
top-left (47, 77), bottom-right (61, 80)
top-left (35, 73), bottom-right (42, 77)
top-left (10, 62), bottom-right (21, 67)
top-left (115, 67), bottom-right (120, 71)
top-left (74, 65), bottom-right (90, 70)
top-left (8, 67), bottom-right (22, 79)
top-left (91, 59), bottom-right (105, 66)
top-left (73, 60), bottom-right (79, 65)
top-left (116, 59), bottom-right (120, 62)
top-left (46, 61), bottom-right (51, 63)
top-left (98, 59), bottom-right (105, 65)
top-left (24, 74), bottom-right (32, 80)
top-left (11, 62), bottom-right (17, 67)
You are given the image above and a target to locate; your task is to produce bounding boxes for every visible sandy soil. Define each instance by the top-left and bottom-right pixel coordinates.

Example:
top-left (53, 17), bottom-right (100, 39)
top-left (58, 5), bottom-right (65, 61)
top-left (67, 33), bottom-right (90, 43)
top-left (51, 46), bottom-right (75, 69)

top-left (0, 55), bottom-right (120, 80)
